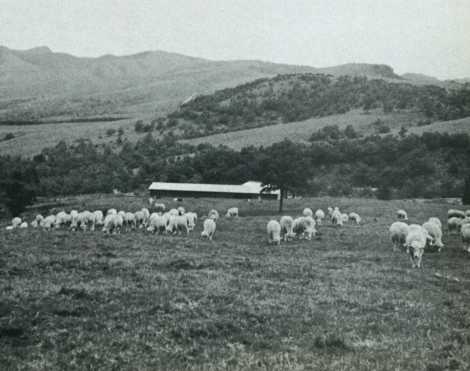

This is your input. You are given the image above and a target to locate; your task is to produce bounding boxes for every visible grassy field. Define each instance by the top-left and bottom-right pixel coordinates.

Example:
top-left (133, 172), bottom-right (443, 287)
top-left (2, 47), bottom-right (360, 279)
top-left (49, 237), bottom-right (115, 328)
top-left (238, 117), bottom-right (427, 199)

top-left (1, 195), bottom-right (470, 370)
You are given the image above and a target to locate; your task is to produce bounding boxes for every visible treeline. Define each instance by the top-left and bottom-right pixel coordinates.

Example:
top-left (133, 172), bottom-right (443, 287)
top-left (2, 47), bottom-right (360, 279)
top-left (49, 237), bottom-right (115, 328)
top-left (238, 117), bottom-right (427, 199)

top-left (166, 74), bottom-right (470, 137)
top-left (1, 131), bottom-right (470, 216)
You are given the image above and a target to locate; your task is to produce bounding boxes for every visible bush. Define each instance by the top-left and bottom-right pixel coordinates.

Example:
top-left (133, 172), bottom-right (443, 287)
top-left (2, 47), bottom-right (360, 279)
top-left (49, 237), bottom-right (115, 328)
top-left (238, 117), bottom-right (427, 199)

top-left (3, 133), bottom-right (15, 141)
top-left (106, 128), bottom-right (116, 137)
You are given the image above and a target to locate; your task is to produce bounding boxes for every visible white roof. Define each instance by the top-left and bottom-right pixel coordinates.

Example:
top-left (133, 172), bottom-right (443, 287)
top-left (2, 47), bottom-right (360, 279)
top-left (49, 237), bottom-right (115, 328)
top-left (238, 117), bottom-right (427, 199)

top-left (148, 181), bottom-right (279, 195)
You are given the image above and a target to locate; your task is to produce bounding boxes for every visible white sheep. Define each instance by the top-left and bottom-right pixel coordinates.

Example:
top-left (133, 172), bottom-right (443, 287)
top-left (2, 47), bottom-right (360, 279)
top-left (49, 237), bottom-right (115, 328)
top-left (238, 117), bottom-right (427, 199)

top-left (428, 217), bottom-right (442, 229)
top-left (124, 212), bottom-right (137, 231)
top-left (331, 210), bottom-right (343, 226)
top-left (185, 212), bottom-right (198, 231)
top-left (107, 208), bottom-right (117, 216)
top-left (134, 210), bottom-right (145, 228)
top-left (42, 215), bottom-right (57, 231)
top-left (147, 213), bottom-right (168, 234)
top-left (396, 209), bottom-right (408, 220)
top-left (293, 216), bottom-right (317, 240)
top-left (153, 203), bottom-right (166, 213)
top-left (177, 206), bottom-right (186, 216)
top-left (168, 208), bottom-right (179, 216)
top-left (314, 209), bottom-right (325, 225)
top-left (102, 214), bottom-right (123, 234)
top-left (348, 212), bottom-right (361, 224)
top-left (201, 218), bottom-right (216, 240)
top-left (142, 208), bottom-right (150, 226)
top-left (422, 220), bottom-right (444, 251)
top-left (70, 210), bottom-right (79, 230)
top-left (389, 221), bottom-right (409, 251)
top-left (11, 217), bottom-right (22, 228)
top-left (341, 213), bottom-right (349, 223)
top-left (166, 214), bottom-right (189, 235)
top-left (226, 207), bottom-right (239, 217)
top-left (302, 208), bottom-right (313, 217)
top-left (54, 211), bottom-right (69, 229)
top-left (461, 222), bottom-right (470, 252)
top-left (280, 216), bottom-right (295, 241)
top-left (91, 210), bottom-right (104, 231)
top-left (405, 224), bottom-right (432, 268)
top-left (19, 221), bottom-right (28, 229)
top-left (208, 209), bottom-right (219, 220)
top-left (267, 220), bottom-right (281, 245)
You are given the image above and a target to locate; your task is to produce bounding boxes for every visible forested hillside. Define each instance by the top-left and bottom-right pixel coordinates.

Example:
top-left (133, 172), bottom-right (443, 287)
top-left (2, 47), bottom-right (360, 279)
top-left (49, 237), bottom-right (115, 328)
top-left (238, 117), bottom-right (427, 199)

top-left (168, 74), bottom-right (470, 138)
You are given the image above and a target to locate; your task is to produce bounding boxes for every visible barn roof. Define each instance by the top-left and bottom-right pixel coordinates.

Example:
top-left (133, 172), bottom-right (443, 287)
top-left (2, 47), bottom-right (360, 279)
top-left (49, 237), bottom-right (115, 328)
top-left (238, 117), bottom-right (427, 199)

top-left (148, 181), bottom-right (279, 195)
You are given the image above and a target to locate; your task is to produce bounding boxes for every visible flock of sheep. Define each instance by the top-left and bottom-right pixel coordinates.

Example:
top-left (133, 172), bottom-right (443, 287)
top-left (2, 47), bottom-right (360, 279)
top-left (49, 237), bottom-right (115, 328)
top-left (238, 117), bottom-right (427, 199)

top-left (3, 203), bottom-right (240, 241)
top-left (266, 206), bottom-right (362, 244)
top-left (5, 200), bottom-right (470, 270)
top-left (389, 208), bottom-right (470, 268)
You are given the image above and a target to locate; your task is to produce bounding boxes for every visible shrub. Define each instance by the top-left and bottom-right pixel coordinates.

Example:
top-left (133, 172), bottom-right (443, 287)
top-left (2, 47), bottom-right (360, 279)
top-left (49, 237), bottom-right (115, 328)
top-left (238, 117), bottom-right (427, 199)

top-left (106, 128), bottom-right (116, 137)
top-left (3, 133), bottom-right (14, 141)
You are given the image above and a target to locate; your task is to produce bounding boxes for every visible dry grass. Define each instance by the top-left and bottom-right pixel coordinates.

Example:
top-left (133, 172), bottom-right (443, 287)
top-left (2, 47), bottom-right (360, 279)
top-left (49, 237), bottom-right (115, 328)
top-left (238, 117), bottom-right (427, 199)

top-left (1, 195), bottom-right (470, 370)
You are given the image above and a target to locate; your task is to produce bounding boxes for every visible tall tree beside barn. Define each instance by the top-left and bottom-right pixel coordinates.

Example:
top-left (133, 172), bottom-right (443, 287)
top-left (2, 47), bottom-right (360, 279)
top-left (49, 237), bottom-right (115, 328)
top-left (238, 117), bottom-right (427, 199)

top-left (257, 140), bottom-right (312, 212)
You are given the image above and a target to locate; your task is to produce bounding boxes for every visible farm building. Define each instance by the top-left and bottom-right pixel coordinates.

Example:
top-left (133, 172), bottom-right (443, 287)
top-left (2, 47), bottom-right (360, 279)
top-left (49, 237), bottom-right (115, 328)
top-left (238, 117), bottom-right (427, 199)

top-left (148, 181), bottom-right (280, 199)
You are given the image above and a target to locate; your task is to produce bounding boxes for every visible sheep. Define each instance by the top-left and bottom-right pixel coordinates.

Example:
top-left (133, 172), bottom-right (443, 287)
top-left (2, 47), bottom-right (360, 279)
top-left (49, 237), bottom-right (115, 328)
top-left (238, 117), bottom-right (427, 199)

top-left (208, 209), bottom-right (219, 220)
top-left (19, 222), bottom-right (28, 229)
top-left (461, 222), bottom-right (470, 252)
top-left (54, 211), bottom-right (69, 229)
top-left (302, 208), bottom-right (313, 217)
top-left (153, 203), bottom-right (166, 213)
top-left (134, 210), bottom-right (146, 228)
top-left (267, 220), bottom-right (281, 245)
top-left (168, 208), bottom-right (179, 216)
top-left (5, 226), bottom-right (14, 231)
top-left (396, 209), bottom-right (408, 220)
top-left (166, 214), bottom-right (189, 235)
top-left (91, 210), bottom-right (104, 231)
top-left (448, 217), bottom-right (463, 233)
top-left (141, 208), bottom-right (150, 226)
top-left (389, 221), bottom-right (409, 251)
top-left (226, 207), bottom-right (239, 217)
top-left (448, 209), bottom-right (465, 219)
top-left (77, 211), bottom-right (94, 231)
top-left (349, 212), bottom-right (361, 224)
top-left (177, 206), bottom-right (186, 216)
top-left (314, 209), bottom-right (325, 225)
top-left (147, 213), bottom-right (168, 234)
top-left (31, 220), bottom-right (39, 228)
top-left (405, 224), bottom-right (433, 268)
top-left (70, 210), bottom-right (79, 230)
top-left (185, 212), bottom-right (198, 231)
top-left (327, 207), bottom-right (334, 218)
top-left (331, 210), bottom-right (343, 226)
top-left (428, 217), bottom-right (442, 229)
top-left (42, 215), bottom-right (57, 231)
top-left (11, 217), bottom-right (22, 228)
top-left (280, 216), bottom-right (295, 241)
top-left (341, 213), bottom-right (349, 223)
top-left (422, 220), bottom-right (444, 251)
top-left (102, 214), bottom-right (123, 234)
top-left (293, 216), bottom-right (317, 240)
top-left (201, 218), bottom-right (216, 240)
top-left (124, 212), bottom-right (137, 231)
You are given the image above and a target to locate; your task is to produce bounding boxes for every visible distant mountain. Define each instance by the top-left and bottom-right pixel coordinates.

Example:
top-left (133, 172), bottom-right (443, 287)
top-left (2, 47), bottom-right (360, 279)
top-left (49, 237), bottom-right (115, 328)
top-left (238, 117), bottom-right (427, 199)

top-left (0, 46), bottom-right (423, 120)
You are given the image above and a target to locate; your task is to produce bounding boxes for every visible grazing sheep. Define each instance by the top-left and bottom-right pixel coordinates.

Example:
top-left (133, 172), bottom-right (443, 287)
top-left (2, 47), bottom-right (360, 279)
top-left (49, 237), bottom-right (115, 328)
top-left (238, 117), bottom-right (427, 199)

top-left (226, 207), bottom-right (239, 217)
top-left (77, 211), bottom-right (93, 231)
top-left (331, 210), bottom-right (343, 226)
top-left (461, 222), bottom-right (470, 252)
top-left (134, 210), bottom-right (146, 228)
top-left (70, 210), bottom-right (79, 230)
top-left (141, 208), bottom-right (150, 226)
top-left (315, 209), bottom-right (325, 225)
top-left (11, 217), bottom-right (22, 228)
top-left (31, 220), bottom-right (39, 228)
top-left (448, 209), bottom-right (465, 219)
top-left (107, 208), bottom-right (117, 216)
top-left (5, 226), bottom-right (14, 231)
top-left (102, 214), bottom-right (123, 234)
top-left (280, 216), bottom-right (295, 241)
top-left (267, 220), bottom-right (281, 245)
top-left (389, 221), bottom-right (409, 251)
top-left (153, 203), bottom-right (166, 213)
top-left (185, 212), bottom-right (198, 231)
top-left (422, 221), bottom-right (444, 251)
top-left (166, 214), bottom-right (189, 235)
top-left (42, 215), bottom-right (57, 231)
top-left (341, 213), bottom-right (349, 223)
top-left (54, 211), bottom-right (69, 229)
top-left (124, 212), bottom-right (137, 231)
top-left (448, 217), bottom-right (463, 233)
top-left (147, 213), bottom-right (168, 234)
top-left (405, 224), bottom-right (432, 268)
top-left (349, 212), bottom-right (361, 224)
top-left (302, 208), bottom-right (313, 217)
top-left (19, 222), bottom-right (28, 229)
top-left (201, 218), bottom-right (216, 240)
top-left (91, 210), bottom-right (104, 231)
top-left (177, 206), bottom-right (186, 216)
top-left (327, 207), bottom-right (334, 218)
top-left (428, 217), bottom-right (442, 229)
top-left (208, 209), bottom-right (219, 220)
top-left (168, 208), bottom-right (179, 216)
top-left (396, 209), bottom-right (408, 220)
top-left (293, 216), bottom-right (317, 240)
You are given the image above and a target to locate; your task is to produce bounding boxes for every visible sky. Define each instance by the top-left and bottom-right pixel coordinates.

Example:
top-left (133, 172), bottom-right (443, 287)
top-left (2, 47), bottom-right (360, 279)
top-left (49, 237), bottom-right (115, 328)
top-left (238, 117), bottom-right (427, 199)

top-left (1, 0), bottom-right (469, 79)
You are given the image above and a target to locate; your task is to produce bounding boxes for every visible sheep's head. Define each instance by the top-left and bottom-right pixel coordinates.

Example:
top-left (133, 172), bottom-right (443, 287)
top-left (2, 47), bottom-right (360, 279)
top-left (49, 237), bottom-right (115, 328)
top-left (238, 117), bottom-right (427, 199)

top-left (408, 241), bottom-right (424, 266)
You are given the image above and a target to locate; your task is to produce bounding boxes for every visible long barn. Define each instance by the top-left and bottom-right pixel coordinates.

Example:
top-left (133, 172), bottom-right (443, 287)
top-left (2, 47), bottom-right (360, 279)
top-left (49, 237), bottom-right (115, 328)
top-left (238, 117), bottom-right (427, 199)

top-left (148, 181), bottom-right (279, 199)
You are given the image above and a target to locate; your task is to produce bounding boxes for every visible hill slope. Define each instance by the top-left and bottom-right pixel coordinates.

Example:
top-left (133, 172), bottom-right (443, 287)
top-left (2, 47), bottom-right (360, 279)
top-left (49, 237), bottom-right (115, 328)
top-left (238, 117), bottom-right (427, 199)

top-left (0, 46), bottom-right (444, 121)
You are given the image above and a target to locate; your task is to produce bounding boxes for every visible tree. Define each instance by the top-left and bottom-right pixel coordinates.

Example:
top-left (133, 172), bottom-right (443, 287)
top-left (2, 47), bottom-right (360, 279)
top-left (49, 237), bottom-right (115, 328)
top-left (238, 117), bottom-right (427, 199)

top-left (257, 140), bottom-right (312, 212)
top-left (463, 176), bottom-right (470, 205)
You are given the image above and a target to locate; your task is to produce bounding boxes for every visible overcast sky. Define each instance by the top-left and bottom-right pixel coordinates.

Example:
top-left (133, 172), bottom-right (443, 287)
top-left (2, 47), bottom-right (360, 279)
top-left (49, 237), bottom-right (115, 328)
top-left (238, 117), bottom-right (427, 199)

top-left (1, 0), bottom-right (469, 79)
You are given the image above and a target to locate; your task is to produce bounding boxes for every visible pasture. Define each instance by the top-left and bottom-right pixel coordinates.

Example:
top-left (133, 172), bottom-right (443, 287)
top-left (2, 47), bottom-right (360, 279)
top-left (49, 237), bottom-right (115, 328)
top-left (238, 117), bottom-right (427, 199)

top-left (1, 195), bottom-right (470, 370)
